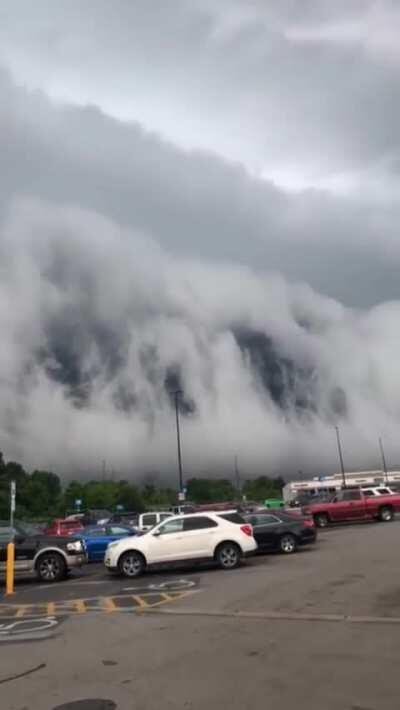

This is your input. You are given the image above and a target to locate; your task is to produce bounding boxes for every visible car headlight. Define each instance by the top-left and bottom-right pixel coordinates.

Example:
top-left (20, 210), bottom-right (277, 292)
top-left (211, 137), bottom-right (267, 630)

top-left (67, 540), bottom-right (83, 552)
top-left (107, 540), bottom-right (120, 549)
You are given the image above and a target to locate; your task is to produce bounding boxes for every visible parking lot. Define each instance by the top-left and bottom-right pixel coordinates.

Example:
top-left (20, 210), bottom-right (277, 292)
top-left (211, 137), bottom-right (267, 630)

top-left (2, 519), bottom-right (400, 709)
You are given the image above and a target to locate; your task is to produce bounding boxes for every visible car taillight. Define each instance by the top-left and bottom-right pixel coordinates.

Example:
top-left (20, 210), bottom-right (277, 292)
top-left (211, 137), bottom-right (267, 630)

top-left (240, 524), bottom-right (253, 537)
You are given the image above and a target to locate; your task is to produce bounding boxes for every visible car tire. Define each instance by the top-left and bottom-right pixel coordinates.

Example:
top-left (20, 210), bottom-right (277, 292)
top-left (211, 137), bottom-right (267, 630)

top-left (35, 552), bottom-right (67, 583)
top-left (279, 534), bottom-right (297, 554)
top-left (118, 551), bottom-right (146, 578)
top-left (314, 513), bottom-right (329, 528)
top-left (215, 542), bottom-right (241, 570)
top-left (378, 506), bottom-right (394, 523)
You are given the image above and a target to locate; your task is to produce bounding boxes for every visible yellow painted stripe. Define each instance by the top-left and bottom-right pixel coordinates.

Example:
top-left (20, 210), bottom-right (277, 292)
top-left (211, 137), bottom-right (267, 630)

top-left (131, 595), bottom-right (149, 609)
top-left (101, 597), bottom-right (118, 612)
top-left (47, 601), bottom-right (56, 616)
top-left (74, 599), bottom-right (86, 613)
top-left (15, 605), bottom-right (30, 618)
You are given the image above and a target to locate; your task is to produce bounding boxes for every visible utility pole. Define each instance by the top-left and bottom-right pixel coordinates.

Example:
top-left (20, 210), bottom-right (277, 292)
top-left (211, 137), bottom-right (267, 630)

top-left (173, 390), bottom-right (184, 494)
top-left (379, 437), bottom-right (389, 484)
top-left (335, 426), bottom-right (346, 487)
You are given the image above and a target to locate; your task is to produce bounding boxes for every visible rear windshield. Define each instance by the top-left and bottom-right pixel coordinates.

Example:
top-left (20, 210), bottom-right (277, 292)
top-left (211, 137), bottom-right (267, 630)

top-left (217, 512), bottom-right (245, 524)
top-left (62, 521), bottom-right (80, 528)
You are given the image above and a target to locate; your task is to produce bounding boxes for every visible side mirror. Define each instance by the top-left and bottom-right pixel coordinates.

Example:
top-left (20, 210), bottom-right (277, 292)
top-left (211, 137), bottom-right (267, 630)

top-left (152, 529), bottom-right (161, 537)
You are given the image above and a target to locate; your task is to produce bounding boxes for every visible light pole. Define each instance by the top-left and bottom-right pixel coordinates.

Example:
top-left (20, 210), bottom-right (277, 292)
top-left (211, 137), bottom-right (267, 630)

top-left (335, 426), bottom-right (346, 488)
top-left (379, 437), bottom-right (389, 484)
top-left (173, 390), bottom-right (184, 494)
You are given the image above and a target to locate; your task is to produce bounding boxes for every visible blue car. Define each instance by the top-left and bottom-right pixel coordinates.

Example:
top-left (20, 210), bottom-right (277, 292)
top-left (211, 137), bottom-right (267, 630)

top-left (74, 525), bottom-right (137, 562)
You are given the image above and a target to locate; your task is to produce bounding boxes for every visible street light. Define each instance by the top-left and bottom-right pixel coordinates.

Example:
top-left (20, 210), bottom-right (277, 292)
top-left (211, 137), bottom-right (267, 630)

top-left (335, 426), bottom-right (346, 488)
top-left (173, 390), bottom-right (184, 494)
top-left (379, 437), bottom-right (389, 484)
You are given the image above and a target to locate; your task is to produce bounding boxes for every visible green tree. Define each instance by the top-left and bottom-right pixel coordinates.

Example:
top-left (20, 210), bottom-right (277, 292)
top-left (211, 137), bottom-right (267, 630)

top-left (242, 476), bottom-right (283, 502)
top-left (116, 482), bottom-right (145, 512)
top-left (63, 481), bottom-right (87, 512)
top-left (186, 478), bottom-right (235, 503)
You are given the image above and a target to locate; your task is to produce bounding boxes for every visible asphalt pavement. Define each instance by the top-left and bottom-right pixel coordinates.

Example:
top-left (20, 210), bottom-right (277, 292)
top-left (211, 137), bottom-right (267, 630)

top-left (2, 519), bottom-right (400, 709)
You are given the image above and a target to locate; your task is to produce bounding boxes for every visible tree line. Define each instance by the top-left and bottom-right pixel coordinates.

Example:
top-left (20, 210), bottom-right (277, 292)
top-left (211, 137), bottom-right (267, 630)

top-left (0, 452), bottom-right (284, 520)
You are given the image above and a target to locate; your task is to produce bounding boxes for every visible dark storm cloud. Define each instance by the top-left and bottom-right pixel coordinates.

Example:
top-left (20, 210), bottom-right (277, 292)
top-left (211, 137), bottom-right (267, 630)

top-left (1, 0), bottom-right (400, 178)
top-left (0, 67), bottom-right (400, 306)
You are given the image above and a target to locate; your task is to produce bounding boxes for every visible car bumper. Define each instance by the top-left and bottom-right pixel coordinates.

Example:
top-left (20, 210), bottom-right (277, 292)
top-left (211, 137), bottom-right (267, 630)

top-left (65, 552), bottom-right (87, 568)
top-left (300, 531), bottom-right (317, 545)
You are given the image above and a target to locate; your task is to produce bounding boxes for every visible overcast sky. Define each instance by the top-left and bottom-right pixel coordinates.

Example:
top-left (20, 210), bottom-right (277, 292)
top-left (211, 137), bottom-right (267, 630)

top-left (0, 1), bottom-right (399, 481)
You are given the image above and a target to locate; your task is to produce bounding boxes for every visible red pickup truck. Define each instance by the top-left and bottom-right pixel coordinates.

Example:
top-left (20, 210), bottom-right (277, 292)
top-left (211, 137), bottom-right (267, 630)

top-left (303, 489), bottom-right (400, 527)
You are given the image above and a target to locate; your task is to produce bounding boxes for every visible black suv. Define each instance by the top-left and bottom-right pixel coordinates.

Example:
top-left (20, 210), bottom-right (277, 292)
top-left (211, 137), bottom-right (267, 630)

top-left (0, 521), bottom-right (87, 583)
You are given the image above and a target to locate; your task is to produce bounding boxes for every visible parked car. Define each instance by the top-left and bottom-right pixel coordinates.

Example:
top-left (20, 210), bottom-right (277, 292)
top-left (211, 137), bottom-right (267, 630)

top-left (65, 510), bottom-right (112, 526)
top-left (303, 488), bottom-right (400, 527)
top-left (44, 518), bottom-right (85, 536)
top-left (0, 521), bottom-right (87, 582)
top-left (74, 525), bottom-right (137, 561)
top-left (244, 511), bottom-right (316, 553)
top-left (104, 511), bottom-right (257, 578)
top-left (263, 498), bottom-right (285, 509)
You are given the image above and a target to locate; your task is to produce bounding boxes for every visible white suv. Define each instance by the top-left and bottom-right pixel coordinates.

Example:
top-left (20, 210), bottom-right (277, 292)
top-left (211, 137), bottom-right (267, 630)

top-left (104, 512), bottom-right (257, 578)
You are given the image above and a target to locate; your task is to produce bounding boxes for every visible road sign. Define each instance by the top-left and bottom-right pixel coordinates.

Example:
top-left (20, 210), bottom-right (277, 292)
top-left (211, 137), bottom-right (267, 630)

top-left (75, 498), bottom-right (82, 510)
top-left (178, 491), bottom-right (186, 501)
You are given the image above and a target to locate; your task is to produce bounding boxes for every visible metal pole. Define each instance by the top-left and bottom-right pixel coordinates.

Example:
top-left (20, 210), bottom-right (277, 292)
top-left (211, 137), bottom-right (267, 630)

top-left (9, 480), bottom-right (16, 536)
top-left (379, 437), bottom-right (389, 484)
top-left (6, 480), bottom-right (16, 595)
top-left (174, 390), bottom-right (183, 493)
top-left (335, 426), bottom-right (346, 487)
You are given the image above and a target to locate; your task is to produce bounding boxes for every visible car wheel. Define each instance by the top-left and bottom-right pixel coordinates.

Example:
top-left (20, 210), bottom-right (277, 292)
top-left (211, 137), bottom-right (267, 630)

top-left (36, 552), bottom-right (67, 583)
top-left (118, 551), bottom-right (145, 578)
top-left (216, 542), bottom-right (241, 570)
top-left (379, 506), bottom-right (394, 522)
top-left (279, 534), bottom-right (297, 554)
top-left (314, 513), bottom-right (329, 528)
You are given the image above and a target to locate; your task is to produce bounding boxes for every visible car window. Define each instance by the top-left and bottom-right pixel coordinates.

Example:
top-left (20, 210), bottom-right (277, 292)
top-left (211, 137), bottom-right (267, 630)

top-left (218, 513), bottom-right (245, 524)
top-left (252, 514), bottom-right (281, 526)
top-left (379, 488), bottom-right (390, 495)
top-left (335, 490), bottom-right (362, 502)
top-left (343, 490), bottom-right (362, 501)
top-left (183, 516), bottom-right (218, 531)
top-left (62, 521), bottom-right (80, 528)
top-left (156, 518), bottom-right (184, 535)
top-left (363, 490), bottom-right (373, 496)
top-left (87, 529), bottom-right (105, 537)
top-left (142, 514), bottom-right (158, 526)
top-left (160, 513), bottom-right (173, 521)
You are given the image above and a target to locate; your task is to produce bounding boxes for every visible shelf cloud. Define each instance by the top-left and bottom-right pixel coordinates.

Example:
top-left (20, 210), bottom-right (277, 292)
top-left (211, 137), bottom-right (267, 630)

top-left (1, 2), bottom-right (400, 479)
